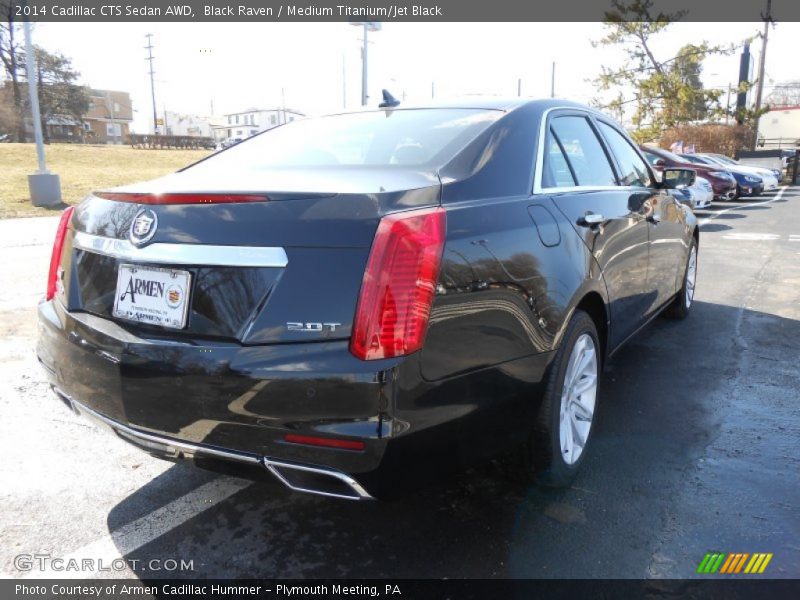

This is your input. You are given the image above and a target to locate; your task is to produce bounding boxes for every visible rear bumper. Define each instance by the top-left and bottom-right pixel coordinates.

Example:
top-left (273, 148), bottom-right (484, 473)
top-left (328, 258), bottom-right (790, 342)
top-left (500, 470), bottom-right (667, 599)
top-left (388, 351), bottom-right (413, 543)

top-left (54, 388), bottom-right (372, 500)
top-left (37, 299), bottom-right (396, 499)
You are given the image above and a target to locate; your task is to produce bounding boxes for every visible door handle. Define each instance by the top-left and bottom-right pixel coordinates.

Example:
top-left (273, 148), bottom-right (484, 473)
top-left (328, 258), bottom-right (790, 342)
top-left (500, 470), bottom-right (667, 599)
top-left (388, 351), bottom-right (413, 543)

top-left (577, 213), bottom-right (605, 227)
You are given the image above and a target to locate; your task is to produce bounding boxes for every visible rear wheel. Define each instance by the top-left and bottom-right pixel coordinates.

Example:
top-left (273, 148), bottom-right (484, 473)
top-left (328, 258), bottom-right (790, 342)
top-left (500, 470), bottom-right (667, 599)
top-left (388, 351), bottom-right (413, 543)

top-left (666, 238), bottom-right (697, 319)
top-left (530, 310), bottom-right (600, 487)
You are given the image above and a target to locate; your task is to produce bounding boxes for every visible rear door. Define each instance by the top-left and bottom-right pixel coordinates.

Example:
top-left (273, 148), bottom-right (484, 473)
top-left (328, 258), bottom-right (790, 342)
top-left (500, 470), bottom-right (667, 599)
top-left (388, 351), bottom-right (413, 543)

top-left (594, 119), bottom-right (684, 314)
top-left (539, 111), bottom-right (652, 348)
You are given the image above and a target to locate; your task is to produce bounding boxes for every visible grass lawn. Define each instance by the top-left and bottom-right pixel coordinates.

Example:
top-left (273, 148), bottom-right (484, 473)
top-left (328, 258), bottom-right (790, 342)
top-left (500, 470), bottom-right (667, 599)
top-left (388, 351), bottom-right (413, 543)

top-left (0, 143), bottom-right (211, 218)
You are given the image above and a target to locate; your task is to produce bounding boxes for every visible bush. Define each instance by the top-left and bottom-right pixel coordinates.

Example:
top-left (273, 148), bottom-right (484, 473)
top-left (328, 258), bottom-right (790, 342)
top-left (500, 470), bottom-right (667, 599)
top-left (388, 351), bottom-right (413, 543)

top-left (660, 124), bottom-right (756, 157)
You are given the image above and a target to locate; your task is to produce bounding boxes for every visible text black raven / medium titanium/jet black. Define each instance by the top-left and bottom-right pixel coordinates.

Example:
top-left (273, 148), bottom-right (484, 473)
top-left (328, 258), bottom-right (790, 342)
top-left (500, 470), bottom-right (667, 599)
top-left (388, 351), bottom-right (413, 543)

top-left (37, 99), bottom-right (699, 500)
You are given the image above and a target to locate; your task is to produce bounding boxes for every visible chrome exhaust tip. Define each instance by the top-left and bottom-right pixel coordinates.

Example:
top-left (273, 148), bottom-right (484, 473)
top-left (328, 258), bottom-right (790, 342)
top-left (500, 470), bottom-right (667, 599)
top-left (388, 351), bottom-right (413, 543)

top-left (263, 458), bottom-right (374, 501)
top-left (50, 390), bottom-right (374, 501)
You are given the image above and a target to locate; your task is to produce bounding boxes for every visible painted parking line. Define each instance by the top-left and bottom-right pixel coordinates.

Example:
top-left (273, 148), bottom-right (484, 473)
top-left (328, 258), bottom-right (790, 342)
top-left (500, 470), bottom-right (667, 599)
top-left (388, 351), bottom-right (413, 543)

top-left (722, 233), bottom-right (781, 241)
top-left (16, 476), bottom-right (252, 579)
top-left (698, 186), bottom-right (787, 227)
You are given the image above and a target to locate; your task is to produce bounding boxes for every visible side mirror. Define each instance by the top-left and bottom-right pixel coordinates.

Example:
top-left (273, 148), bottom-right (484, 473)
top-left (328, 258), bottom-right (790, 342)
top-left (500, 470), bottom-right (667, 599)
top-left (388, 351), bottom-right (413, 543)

top-left (662, 168), bottom-right (696, 189)
top-left (654, 158), bottom-right (666, 167)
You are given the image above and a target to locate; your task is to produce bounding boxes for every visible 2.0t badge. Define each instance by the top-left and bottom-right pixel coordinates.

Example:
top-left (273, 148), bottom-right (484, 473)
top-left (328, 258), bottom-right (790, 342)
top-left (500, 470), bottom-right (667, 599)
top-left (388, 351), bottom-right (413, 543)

top-left (129, 208), bottom-right (158, 246)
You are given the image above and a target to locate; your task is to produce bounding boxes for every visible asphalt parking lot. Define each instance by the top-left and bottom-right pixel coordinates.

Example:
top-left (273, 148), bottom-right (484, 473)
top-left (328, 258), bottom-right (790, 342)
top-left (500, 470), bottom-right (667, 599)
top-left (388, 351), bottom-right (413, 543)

top-left (1, 187), bottom-right (798, 580)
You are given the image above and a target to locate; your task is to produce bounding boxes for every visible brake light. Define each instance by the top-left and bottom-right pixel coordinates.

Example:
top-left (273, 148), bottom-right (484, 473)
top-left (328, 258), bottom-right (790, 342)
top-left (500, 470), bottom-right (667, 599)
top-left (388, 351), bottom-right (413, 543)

top-left (46, 206), bottom-right (74, 301)
top-left (284, 434), bottom-right (366, 452)
top-left (93, 192), bottom-right (268, 204)
top-left (350, 206), bottom-right (446, 361)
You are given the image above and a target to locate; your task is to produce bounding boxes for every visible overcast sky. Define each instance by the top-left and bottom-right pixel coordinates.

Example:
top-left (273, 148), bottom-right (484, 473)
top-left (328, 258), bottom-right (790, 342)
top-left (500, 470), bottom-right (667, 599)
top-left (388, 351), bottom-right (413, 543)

top-left (31, 21), bottom-right (800, 132)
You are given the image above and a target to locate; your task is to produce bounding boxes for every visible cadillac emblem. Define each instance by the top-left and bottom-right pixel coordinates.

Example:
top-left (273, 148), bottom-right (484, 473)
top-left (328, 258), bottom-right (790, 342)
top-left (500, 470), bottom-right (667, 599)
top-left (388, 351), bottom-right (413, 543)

top-left (129, 208), bottom-right (158, 246)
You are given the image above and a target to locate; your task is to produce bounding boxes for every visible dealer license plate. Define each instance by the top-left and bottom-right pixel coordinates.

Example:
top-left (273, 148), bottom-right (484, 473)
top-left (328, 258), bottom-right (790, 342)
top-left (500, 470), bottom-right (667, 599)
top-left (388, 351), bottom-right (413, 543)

top-left (113, 264), bottom-right (191, 329)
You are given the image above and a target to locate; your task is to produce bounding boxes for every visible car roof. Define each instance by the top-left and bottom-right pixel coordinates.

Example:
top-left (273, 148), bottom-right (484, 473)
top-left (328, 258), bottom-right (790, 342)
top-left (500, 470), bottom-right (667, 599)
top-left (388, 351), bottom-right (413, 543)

top-left (324, 97), bottom-right (597, 116)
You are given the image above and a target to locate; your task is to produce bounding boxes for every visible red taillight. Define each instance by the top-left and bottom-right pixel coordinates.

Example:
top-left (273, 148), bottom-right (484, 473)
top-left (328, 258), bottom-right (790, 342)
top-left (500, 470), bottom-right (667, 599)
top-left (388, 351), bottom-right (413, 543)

top-left (350, 206), bottom-right (446, 361)
top-left (284, 434), bottom-right (366, 452)
top-left (46, 206), bottom-right (74, 301)
top-left (93, 192), bottom-right (268, 204)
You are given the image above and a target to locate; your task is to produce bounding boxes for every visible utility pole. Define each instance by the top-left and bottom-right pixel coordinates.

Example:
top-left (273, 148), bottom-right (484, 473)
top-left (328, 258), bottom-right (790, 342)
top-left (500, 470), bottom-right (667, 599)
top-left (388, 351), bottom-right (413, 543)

top-left (551, 62), bottom-right (556, 98)
top-left (349, 22), bottom-right (380, 106)
top-left (24, 20), bottom-right (60, 207)
top-left (145, 34), bottom-right (158, 133)
top-left (517, 78), bottom-right (521, 97)
top-left (431, 82), bottom-right (435, 99)
top-left (753, 0), bottom-right (773, 148)
top-left (361, 24), bottom-right (368, 106)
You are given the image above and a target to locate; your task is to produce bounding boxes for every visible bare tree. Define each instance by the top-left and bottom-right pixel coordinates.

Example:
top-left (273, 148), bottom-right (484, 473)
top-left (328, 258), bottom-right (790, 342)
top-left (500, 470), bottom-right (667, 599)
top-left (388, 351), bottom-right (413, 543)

top-left (764, 81), bottom-right (800, 107)
top-left (0, 0), bottom-right (25, 141)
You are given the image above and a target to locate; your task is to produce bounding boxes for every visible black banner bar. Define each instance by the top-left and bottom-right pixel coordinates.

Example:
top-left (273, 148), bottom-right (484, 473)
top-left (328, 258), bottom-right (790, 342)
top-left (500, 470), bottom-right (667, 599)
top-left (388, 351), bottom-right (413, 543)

top-left (6, 0), bottom-right (800, 22)
top-left (5, 579), bottom-right (800, 600)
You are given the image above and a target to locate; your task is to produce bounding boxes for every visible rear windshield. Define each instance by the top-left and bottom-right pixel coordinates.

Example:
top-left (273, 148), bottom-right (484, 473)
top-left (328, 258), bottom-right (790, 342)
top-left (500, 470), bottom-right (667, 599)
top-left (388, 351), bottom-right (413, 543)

top-left (189, 108), bottom-right (502, 172)
top-left (643, 147), bottom-right (685, 164)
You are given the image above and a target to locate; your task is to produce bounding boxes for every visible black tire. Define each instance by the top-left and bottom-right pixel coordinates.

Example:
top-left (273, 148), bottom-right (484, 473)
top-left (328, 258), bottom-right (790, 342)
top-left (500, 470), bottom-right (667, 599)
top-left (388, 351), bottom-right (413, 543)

top-left (665, 237), bottom-right (698, 319)
top-left (530, 309), bottom-right (601, 488)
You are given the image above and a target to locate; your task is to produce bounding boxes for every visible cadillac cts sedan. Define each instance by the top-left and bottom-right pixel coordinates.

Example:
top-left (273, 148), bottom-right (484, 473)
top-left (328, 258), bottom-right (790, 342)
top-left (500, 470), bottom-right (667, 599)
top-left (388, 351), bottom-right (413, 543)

top-left (38, 99), bottom-right (699, 500)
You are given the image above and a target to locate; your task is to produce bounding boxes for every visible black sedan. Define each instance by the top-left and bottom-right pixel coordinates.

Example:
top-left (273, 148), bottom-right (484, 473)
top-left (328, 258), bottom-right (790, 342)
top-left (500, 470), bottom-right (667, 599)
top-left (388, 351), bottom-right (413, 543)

top-left (38, 99), bottom-right (698, 500)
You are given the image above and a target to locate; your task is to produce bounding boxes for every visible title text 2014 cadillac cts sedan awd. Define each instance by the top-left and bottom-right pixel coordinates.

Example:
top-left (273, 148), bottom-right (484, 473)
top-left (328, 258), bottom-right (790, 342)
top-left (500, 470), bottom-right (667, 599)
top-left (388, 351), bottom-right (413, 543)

top-left (38, 99), bottom-right (699, 500)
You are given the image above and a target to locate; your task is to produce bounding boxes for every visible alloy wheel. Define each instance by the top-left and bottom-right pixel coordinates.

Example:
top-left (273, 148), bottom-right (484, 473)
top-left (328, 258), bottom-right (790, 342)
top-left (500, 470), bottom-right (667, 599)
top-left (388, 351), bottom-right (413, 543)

top-left (559, 333), bottom-right (598, 465)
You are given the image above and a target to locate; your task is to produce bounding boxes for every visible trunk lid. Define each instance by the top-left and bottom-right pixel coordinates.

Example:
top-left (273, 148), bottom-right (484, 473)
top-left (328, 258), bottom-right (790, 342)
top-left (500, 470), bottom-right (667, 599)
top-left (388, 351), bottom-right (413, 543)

top-left (64, 167), bottom-right (441, 345)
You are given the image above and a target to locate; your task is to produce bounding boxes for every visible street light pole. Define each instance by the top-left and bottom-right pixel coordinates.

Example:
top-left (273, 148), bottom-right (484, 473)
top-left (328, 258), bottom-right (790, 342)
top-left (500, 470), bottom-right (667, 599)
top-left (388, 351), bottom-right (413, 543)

top-left (24, 20), bottom-right (61, 207)
top-left (145, 34), bottom-right (158, 133)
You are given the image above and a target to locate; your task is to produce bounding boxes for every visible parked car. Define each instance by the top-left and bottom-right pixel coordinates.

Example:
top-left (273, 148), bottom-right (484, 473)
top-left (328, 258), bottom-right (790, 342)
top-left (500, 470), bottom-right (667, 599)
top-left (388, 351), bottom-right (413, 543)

top-left (679, 154), bottom-right (766, 197)
top-left (685, 176), bottom-right (714, 210)
top-left (219, 137), bottom-right (244, 149)
top-left (664, 173), bottom-right (710, 210)
top-left (698, 153), bottom-right (781, 189)
top-left (38, 99), bottom-right (699, 500)
top-left (641, 145), bottom-right (737, 201)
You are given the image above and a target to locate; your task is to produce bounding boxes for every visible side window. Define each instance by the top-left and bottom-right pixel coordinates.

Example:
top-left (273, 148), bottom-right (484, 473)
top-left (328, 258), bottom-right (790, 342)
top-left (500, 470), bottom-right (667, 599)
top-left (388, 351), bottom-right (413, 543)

top-left (549, 116), bottom-right (617, 187)
top-left (597, 122), bottom-right (652, 187)
top-left (542, 126), bottom-right (576, 188)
